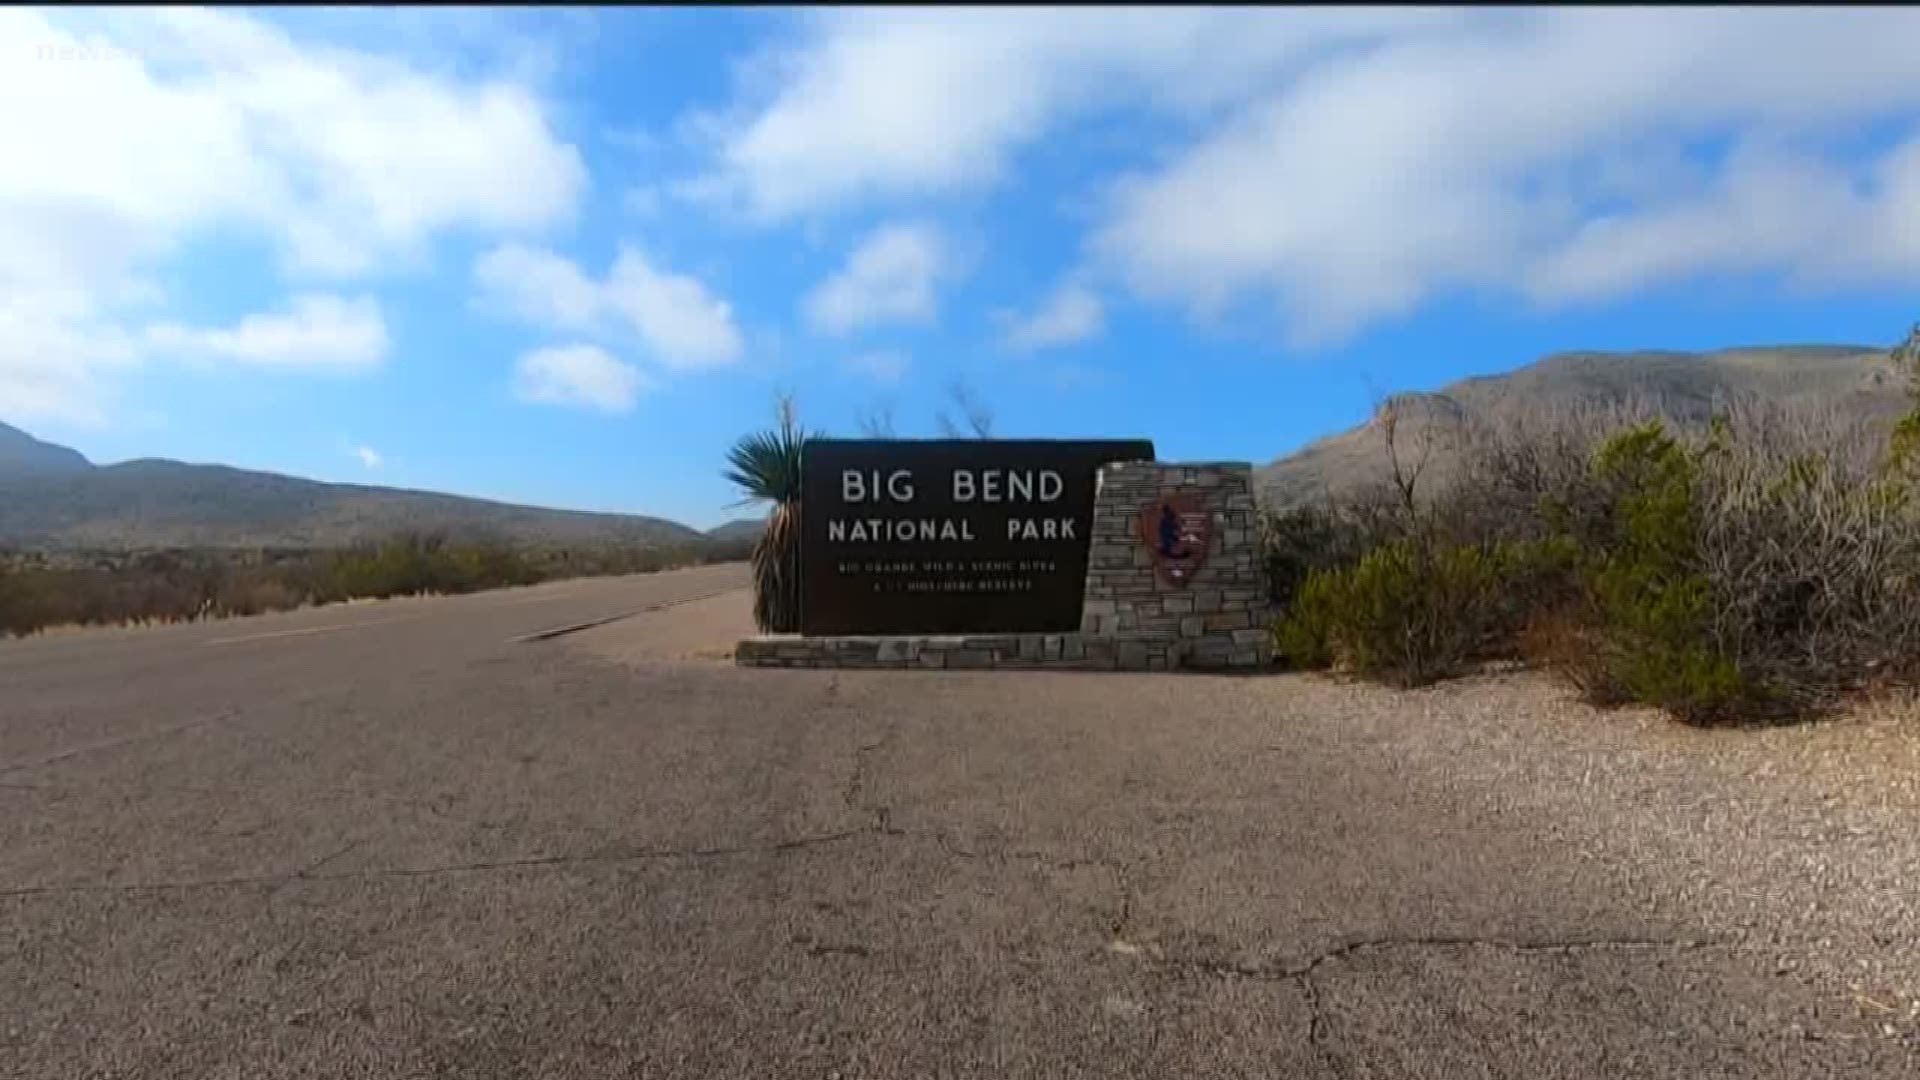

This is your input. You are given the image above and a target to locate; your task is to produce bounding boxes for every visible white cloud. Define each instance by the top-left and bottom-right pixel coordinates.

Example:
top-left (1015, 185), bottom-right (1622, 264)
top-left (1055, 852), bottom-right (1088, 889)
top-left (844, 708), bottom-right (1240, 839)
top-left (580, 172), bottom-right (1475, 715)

top-left (146, 295), bottom-right (389, 370)
top-left (512, 344), bottom-right (649, 414)
top-left (689, 8), bottom-right (1465, 222)
top-left (1526, 141), bottom-right (1920, 303)
top-left (351, 445), bottom-right (382, 469)
top-left (0, 8), bottom-right (584, 424)
top-left (843, 349), bottom-right (909, 385)
top-left (803, 222), bottom-right (948, 336)
top-left (474, 244), bottom-right (604, 332)
top-left (1, 291), bottom-right (384, 429)
top-left (604, 250), bottom-right (745, 369)
top-left (1088, 8), bottom-right (1920, 345)
top-left (4, 9), bottom-right (587, 274)
top-left (474, 244), bottom-right (746, 370)
top-left (999, 281), bottom-right (1105, 352)
top-left (0, 290), bottom-right (140, 428)
top-left (694, 8), bottom-right (1920, 347)
top-left (257, 7), bottom-right (604, 90)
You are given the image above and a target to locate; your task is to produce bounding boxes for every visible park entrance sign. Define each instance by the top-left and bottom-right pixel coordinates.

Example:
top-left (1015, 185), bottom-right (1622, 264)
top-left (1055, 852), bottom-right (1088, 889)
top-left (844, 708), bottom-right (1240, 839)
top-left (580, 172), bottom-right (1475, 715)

top-left (799, 438), bottom-right (1154, 635)
top-left (749, 454), bottom-right (1273, 671)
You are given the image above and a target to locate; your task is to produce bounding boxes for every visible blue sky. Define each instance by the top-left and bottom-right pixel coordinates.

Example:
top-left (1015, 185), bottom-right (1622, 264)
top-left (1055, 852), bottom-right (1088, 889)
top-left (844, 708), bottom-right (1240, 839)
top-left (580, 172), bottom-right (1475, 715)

top-left (5, 8), bottom-right (1920, 529)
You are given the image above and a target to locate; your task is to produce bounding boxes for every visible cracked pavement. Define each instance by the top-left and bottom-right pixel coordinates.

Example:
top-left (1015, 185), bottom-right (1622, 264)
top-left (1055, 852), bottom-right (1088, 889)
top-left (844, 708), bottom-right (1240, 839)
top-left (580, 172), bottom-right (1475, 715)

top-left (4, 564), bottom-right (1918, 1077)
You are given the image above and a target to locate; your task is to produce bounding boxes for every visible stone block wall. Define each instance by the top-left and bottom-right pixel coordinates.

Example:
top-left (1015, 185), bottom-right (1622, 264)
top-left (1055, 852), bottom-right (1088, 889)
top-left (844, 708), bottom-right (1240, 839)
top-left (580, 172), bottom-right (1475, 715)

top-left (736, 460), bottom-right (1273, 672)
top-left (737, 633), bottom-right (1093, 670)
top-left (1079, 462), bottom-right (1270, 670)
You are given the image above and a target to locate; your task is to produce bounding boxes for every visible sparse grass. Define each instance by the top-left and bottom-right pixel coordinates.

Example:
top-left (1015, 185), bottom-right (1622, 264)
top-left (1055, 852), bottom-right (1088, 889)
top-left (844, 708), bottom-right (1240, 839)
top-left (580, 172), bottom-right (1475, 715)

top-left (0, 534), bottom-right (754, 639)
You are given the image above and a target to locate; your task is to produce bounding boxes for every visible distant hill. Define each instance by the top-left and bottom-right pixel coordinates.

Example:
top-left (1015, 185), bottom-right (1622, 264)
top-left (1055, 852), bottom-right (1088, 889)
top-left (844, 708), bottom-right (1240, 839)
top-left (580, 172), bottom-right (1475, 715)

top-left (1256, 345), bottom-right (1910, 508)
top-left (0, 423), bottom-right (92, 477)
top-left (0, 423), bottom-right (707, 551)
top-left (706, 518), bottom-right (765, 544)
top-left (12, 345), bottom-right (1906, 548)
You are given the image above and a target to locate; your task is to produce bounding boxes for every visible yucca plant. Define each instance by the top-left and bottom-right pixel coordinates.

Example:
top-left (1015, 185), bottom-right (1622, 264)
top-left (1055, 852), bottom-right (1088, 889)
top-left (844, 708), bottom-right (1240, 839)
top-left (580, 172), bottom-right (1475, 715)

top-left (724, 395), bottom-right (810, 633)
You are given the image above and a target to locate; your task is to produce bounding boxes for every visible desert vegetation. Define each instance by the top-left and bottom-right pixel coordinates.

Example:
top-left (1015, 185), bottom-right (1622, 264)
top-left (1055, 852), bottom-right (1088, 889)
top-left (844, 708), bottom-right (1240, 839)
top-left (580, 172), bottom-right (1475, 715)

top-left (725, 395), bottom-right (811, 634)
top-left (1264, 325), bottom-right (1920, 725)
top-left (0, 532), bottom-right (753, 638)
top-left (729, 385), bottom-right (1004, 633)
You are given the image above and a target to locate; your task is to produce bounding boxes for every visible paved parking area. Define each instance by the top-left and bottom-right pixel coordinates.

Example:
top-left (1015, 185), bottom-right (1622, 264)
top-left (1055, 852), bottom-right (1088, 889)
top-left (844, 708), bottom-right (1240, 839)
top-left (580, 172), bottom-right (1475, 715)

top-left (3, 566), bottom-right (1916, 1077)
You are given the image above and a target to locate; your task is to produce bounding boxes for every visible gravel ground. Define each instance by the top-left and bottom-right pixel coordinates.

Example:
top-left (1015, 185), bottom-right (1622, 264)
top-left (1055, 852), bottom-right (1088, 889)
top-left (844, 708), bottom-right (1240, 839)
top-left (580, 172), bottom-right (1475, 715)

top-left (1298, 671), bottom-right (1920, 1035)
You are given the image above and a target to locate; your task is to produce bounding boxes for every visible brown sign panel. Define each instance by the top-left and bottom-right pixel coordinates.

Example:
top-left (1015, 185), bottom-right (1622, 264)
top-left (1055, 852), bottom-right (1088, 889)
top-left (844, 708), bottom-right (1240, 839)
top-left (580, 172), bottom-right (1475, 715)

top-left (1139, 494), bottom-right (1212, 587)
top-left (799, 439), bottom-right (1155, 635)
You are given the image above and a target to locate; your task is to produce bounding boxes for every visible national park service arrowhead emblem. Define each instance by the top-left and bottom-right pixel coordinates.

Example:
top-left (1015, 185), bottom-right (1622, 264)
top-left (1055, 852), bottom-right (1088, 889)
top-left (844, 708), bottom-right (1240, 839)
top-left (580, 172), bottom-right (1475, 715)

top-left (1139, 494), bottom-right (1212, 588)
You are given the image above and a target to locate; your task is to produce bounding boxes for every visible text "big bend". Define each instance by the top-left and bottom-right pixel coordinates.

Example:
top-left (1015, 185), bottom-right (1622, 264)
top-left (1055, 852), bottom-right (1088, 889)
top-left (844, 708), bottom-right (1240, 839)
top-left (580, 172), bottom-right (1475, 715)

top-left (840, 468), bottom-right (1065, 504)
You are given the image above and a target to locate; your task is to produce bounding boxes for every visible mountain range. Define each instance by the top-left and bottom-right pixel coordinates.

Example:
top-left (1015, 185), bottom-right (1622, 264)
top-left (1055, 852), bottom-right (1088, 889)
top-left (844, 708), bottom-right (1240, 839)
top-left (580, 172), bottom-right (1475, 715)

top-left (0, 423), bottom-right (740, 551)
top-left (1254, 344), bottom-right (1909, 508)
top-left (3, 343), bottom-right (1904, 549)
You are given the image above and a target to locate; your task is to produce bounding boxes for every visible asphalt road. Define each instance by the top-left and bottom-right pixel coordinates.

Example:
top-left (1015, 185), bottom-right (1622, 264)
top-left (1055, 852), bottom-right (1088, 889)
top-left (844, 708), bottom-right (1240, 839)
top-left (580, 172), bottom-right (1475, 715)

top-left (3, 563), bottom-right (1916, 1078)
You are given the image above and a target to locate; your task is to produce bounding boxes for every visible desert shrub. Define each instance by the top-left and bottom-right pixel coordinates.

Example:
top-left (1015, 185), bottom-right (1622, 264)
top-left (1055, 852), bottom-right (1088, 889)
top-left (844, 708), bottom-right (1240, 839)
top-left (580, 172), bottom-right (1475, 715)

top-left (1886, 323), bottom-right (1920, 481)
top-left (1264, 407), bottom-right (1596, 682)
top-left (1338, 540), bottom-right (1501, 686)
top-left (1272, 566), bottom-right (1342, 670)
top-left (1259, 503), bottom-right (1374, 609)
top-left (1531, 420), bottom-right (1753, 721)
top-left (1273, 537), bottom-right (1507, 687)
top-left (450, 543), bottom-right (543, 592)
top-left (724, 396), bottom-right (808, 633)
top-left (1267, 355), bottom-right (1920, 723)
top-left (216, 573), bottom-right (305, 618)
top-left (1445, 391), bottom-right (1676, 550)
top-left (1264, 398), bottom-right (1606, 684)
top-left (314, 533), bottom-right (546, 602)
top-left (1439, 384), bottom-right (1920, 722)
top-left (1515, 607), bottom-right (1613, 702)
top-left (1688, 397), bottom-right (1920, 710)
top-left (0, 534), bottom-right (735, 637)
top-left (1486, 535), bottom-right (1585, 644)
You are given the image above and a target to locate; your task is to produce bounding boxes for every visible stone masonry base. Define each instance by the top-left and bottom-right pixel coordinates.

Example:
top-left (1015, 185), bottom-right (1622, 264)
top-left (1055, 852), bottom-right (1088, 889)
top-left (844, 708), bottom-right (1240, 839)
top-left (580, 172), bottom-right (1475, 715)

top-left (733, 631), bottom-right (1268, 672)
